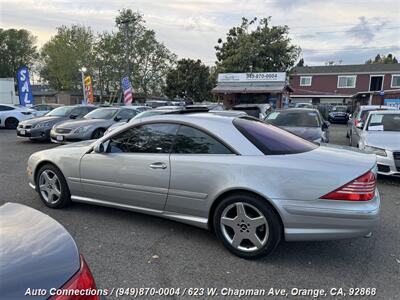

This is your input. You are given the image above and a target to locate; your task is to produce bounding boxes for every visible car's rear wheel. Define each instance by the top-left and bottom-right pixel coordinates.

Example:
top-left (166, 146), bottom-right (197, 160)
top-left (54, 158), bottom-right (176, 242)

top-left (91, 128), bottom-right (105, 139)
top-left (5, 117), bottom-right (19, 129)
top-left (36, 164), bottom-right (71, 208)
top-left (213, 193), bottom-right (281, 259)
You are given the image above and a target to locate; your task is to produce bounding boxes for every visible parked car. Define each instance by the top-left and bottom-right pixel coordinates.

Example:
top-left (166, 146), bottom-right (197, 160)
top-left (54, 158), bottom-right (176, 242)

top-left (0, 104), bottom-right (34, 129)
top-left (0, 202), bottom-right (102, 300)
top-left (31, 104), bottom-right (60, 117)
top-left (232, 103), bottom-right (271, 119)
top-left (328, 105), bottom-right (349, 123)
top-left (295, 103), bottom-right (314, 109)
top-left (28, 113), bottom-right (379, 259)
top-left (358, 110), bottom-right (400, 176)
top-left (347, 105), bottom-right (397, 147)
top-left (50, 107), bottom-right (139, 143)
top-left (17, 105), bottom-right (97, 141)
top-left (265, 108), bottom-right (330, 143)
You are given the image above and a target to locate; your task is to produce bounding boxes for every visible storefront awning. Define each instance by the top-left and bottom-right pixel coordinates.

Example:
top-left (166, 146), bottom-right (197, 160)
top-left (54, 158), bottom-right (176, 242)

top-left (212, 84), bottom-right (290, 94)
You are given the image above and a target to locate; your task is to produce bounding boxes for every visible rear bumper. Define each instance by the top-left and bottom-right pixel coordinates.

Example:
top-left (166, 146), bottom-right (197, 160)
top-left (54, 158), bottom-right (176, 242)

top-left (275, 191), bottom-right (380, 241)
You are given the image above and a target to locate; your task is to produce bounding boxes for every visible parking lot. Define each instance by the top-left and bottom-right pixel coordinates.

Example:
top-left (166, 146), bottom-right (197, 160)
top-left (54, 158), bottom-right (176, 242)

top-left (1, 124), bottom-right (399, 299)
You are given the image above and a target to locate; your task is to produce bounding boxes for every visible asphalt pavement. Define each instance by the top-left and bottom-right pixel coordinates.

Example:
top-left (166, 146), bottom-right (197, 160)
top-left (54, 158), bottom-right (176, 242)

top-left (0, 124), bottom-right (399, 299)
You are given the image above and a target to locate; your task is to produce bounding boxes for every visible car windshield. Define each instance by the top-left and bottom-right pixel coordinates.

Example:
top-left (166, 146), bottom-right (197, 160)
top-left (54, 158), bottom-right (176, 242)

top-left (234, 117), bottom-right (317, 155)
top-left (129, 110), bottom-right (166, 122)
top-left (332, 106), bottom-right (347, 112)
top-left (46, 106), bottom-right (73, 116)
top-left (367, 114), bottom-right (400, 132)
top-left (85, 108), bottom-right (119, 119)
top-left (265, 110), bottom-right (320, 127)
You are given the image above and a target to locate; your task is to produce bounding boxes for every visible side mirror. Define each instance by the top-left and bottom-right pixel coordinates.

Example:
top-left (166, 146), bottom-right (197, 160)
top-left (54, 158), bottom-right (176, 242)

top-left (356, 122), bottom-right (364, 129)
top-left (114, 115), bottom-right (122, 122)
top-left (70, 114), bottom-right (78, 119)
top-left (93, 142), bottom-right (106, 153)
top-left (322, 121), bottom-right (330, 130)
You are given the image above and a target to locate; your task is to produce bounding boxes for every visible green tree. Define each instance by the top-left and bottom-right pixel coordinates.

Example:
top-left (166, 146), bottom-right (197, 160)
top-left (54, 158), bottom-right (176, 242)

top-left (365, 53), bottom-right (398, 64)
top-left (296, 58), bottom-right (305, 67)
top-left (0, 28), bottom-right (38, 78)
top-left (164, 59), bottom-right (212, 102)
top-left (40, 25), bottom-right (95, 91)
top-left (215, 17), bottom-right (300, 73)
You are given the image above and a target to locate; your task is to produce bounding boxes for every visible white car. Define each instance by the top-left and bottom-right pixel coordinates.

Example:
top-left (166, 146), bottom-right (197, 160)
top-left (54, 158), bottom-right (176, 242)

top-left (0, 104), bottom-right (34, 129)
top-left (358, 110), bottom-right (400, 176)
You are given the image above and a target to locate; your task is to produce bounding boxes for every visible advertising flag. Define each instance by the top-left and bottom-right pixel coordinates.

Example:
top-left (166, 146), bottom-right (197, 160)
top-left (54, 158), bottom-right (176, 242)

top-left (121, 76), bottom-right (133, 105)
top-left (17, 67), bottom-right (34, 107)
top-left (84, 75), bottom-right (94, 104)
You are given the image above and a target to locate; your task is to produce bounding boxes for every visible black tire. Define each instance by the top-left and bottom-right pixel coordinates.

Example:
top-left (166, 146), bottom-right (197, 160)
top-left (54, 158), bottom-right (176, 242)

top-left (36, 164), bottom-right (71, 208)
top-left (213, 193), bottom-right (282, 259)
top-left (5, 117), bottom-right (19, 129)
top-left (91, 128), bottom-right (105, 139)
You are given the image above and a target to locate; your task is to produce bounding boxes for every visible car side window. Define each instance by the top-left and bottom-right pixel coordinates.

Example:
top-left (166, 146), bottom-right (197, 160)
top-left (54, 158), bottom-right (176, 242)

top-left (172, 125), bottom-right (233, 154)
top-left (71, 107), bottom-right (88, 118)
top-left (0, 105), bottom-right (14, 111)
top-left (118, 109), bottom-right (137, 120)
top-left (108, 123), bottom-right (179, 154)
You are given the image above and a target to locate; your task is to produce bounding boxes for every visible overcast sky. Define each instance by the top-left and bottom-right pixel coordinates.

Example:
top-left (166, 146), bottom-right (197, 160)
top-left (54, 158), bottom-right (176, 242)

top-left (1, 0), bottom-right (399, 66)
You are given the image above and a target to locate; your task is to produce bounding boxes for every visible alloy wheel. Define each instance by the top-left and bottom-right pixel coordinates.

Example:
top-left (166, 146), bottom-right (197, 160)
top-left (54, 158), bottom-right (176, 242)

top-left (39, 170), bottom-right (62, 204)
top-left (220, 202), bottom-right (269, 252)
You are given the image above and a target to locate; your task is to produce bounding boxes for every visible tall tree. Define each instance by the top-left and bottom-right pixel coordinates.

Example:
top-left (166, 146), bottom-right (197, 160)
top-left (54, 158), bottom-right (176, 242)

top-left (40, 25), bottom-right (95, 91)
top-left (296, 58), bottom-right (305, 67)
top-left (164, 59), bottom-right (212, 102)
top-left (0, 28), bottom-right (38, 78)
top-left (365, 53), bottom-right (398, 64)
top-left (215, 17), bottom-right (301, 73)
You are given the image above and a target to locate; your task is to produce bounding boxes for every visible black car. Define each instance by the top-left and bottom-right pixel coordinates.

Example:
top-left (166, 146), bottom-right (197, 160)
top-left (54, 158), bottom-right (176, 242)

top-left (16, 105), bottom-right (97, 141)
top-left (328, 105), bottom-right (349, 123)
top-left (0, 203), bottom-right (103, 300)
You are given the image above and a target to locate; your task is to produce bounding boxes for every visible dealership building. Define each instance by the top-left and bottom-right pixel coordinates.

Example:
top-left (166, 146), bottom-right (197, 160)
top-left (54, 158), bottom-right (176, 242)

top-left (212, 72), bottom-right (292, 109)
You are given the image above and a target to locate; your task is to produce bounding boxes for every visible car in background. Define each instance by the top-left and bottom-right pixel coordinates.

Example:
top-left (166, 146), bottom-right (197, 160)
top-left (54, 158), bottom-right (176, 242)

top-left (145, 100), bottom-right (170, 108)
top-left (347, 105), bottom-right (397, 147)
top-left (0, 104), bottom-right (34, 129)
top-left (265, 108), bottom-right (330, 143)
top-left (232, 103), bottom-right (271, 119)
top-left (28, 113), bottom-right (379, 259)
top-left (295, 103), bottom-right (314, 109)
top-left (50, 107), bottom-right (140, 143)
top-left (328, 105), bottom-right (349, 123)
top-left (17, 105), bottom-right (97, 141)
top-left (0, 202), bottom-right (102, 300)
top-left (31, 104), bottom-right (61, 117)
top-left (358, 110), bottom-right (400, 176)
top-left (132, 105), bottom-right (152, 112)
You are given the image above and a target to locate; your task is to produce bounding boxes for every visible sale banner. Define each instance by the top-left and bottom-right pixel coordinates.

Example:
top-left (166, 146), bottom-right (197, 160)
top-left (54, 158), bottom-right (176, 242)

top-left (84, 76), bottom-right (94, 104)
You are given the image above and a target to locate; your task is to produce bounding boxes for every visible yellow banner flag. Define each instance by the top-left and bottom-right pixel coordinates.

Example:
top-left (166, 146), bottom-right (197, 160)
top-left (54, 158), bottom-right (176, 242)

top-left (84, 76), bottom-right (94, 104)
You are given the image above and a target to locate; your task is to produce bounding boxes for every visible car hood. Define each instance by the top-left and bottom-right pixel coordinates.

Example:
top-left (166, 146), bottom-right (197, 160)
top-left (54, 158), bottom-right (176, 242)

top-left (0, 203), bottom-right (80, 300)
top-left (281, 126), bottom-right (323, 141)
top-left (20, 116), bottom-right (67, 126)
top-left (55, 118), bottom-right (112, 130)
top-left (58, 139), bottom-right (97, 148)
top-left (364, 131), bottom-right (400, 151)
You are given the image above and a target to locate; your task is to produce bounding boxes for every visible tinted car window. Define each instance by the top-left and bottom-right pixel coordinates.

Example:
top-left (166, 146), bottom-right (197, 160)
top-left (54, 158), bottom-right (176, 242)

top-left (367, 113), bottom-right (400, 131)
top-left (108, 123), bottom-right (179, 153)
top-left (234, 117), bottom-right (317, 155)
top-left (173, 125), bottom-right (233, 154)
top-left (265, 111), bottom-right (320, 127)
top-left (118, 109), bottom-right (138, 120)
top-left (46, 106), bottom-right (74, 116)
top-left (0, 105), bottom-right (14, 111)
top-left (85, 108), bottom-right (119, 119)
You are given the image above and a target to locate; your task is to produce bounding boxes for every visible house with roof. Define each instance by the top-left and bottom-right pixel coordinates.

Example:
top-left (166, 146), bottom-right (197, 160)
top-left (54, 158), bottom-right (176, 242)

top-left (290, 64), bottom-right (400, 108)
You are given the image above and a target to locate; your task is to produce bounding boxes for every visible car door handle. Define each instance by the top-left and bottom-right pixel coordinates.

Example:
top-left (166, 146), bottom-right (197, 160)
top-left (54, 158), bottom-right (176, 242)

top-left (149, 162), bottom-right (167, 169)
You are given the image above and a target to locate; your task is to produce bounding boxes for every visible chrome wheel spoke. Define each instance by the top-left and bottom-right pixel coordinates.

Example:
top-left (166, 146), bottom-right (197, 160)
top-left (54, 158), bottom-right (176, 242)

top-left (221, 216), bottom-right (237, 229)
top-left (249, 216), bottom-right (266, 228)
top-left (42, 171), bottom-right (51, 184)
top-left (231, 233), bottom-right (243, 248)
top-left (248, 233), bottom-right (263, 249)
top-left (236, 203), bottom-right (247, 219)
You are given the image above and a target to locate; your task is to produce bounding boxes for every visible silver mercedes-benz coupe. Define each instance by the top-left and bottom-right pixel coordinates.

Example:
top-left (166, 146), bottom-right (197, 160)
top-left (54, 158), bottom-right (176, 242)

top-left (27, 113), bottom-right (380, 258)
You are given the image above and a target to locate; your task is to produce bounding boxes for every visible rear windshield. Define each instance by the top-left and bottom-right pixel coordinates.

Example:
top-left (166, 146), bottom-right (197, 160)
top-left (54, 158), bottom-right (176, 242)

top-left (233, 117), bottom-right (318, 155)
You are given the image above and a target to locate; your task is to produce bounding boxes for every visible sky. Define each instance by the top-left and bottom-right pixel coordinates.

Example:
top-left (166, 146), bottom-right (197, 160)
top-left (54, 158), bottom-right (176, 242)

top-left (1, 0), bottom-right (399, 67)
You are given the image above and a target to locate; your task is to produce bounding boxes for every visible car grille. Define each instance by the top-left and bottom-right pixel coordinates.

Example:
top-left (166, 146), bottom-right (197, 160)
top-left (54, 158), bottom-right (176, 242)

top-left (18, 124), bottom-right (32, 129)
top-left (394, 152), bottom-right (400, 171)
top-left (377, 164), bottom-right (390, 173)
top-left (393, 152), bottom-right (400, 160)
top-left (55, 128), bottom-right (72, 134)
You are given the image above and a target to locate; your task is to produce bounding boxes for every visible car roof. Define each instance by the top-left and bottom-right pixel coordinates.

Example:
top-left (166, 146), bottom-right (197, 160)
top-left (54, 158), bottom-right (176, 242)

top-left (367, 109), bottom-right (400, 115)
top-left (359, 105), bottom-right (396, 110)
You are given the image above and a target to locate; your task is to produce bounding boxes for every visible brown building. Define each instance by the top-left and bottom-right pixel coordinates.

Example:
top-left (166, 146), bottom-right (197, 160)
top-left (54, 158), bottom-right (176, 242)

top-left (290, 64), bottom-right (400, 107)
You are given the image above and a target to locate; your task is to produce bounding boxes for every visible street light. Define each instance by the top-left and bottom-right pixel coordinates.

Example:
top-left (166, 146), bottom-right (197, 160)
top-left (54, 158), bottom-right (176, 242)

top-left (79, 67), bottom-right (87, 103)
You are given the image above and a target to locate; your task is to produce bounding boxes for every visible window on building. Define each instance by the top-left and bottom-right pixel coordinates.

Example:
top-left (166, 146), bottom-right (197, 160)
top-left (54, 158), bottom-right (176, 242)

top-left (369, 75), bottom-right (384, 91)
top-left (300, 76), bottom-right (312, 86)
top-left (391, 75), bottom-right (400, 88)
top-left (337, 76), bottom-right (356, 88)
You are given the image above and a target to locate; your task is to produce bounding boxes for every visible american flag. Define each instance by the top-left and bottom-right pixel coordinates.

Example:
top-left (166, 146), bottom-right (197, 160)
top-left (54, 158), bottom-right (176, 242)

top-left (121, 76), bottom-right (133, 105)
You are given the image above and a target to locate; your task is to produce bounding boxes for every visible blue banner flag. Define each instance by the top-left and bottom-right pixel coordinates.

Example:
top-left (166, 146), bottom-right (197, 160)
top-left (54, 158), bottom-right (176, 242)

top-left (17, 67), bottom-right (34, 107)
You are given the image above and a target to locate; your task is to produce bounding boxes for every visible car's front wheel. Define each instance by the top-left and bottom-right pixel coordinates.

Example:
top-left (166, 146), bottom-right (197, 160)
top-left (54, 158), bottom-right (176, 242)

top-left (91, 128), bottom-right (105, 139)
top-left (5, 117), bottom-right (19, 129)
top-left (36, 164), bottom-right (71, 208)
top-left (213, 193), bottom-right (281, 259)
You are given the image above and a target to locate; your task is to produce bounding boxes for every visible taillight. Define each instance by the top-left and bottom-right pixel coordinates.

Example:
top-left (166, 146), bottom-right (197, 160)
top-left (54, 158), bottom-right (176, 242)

top-left (354, 119), bottom-right (359, 126)
top-left (320, 171), bottom-right (376, 201)
top-left (50, 255), bottom-right (99, 300)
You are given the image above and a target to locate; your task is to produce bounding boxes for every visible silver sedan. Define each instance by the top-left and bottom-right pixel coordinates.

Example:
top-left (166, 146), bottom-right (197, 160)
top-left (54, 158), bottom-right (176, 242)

top-left (27, 113), bottom-right (380, 258)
